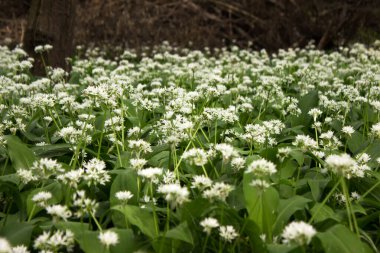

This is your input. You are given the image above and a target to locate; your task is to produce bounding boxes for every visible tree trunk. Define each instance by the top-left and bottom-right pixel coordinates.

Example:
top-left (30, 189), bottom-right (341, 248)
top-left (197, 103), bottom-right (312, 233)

top-left (23, 0), bottom-right (76, 75)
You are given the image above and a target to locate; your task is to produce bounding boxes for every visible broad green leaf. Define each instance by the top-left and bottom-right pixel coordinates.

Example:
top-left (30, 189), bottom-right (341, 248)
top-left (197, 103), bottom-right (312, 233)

top-left (0, 222), bottom-right (34, 246)
top-left (115, 151), bottom-right (132, 169)
top-left (290, 91), bottom-right (319, 127)
top-left (267, 244), bottom-right (299, 253)
top-left (273, 195), bottom-right (311, 234)
top-left (110, 170), bottom-right (139, 228)
top-left (242, 219), bottom-right (267, 252)
top-left (148, 150), bottom-right (170, 167)
top-left (347, 132), bottom-right (368, 154)
top-left (280, 159), bottom-right (298, 179)
top-left (317, 224), bottom-right (371, 253)
top-left (310, 203), bottom-right (340, 223)
top-left (179, 198), bottom-right (210, 222)
top-left (243, 173), bottom-right (279, 239)
top-left (110, 170), bottom-right (138, 206)
top-left (113, 205), bottom-right (157, 238)
top-left (260, 148), bottom-right (278, 163)
top-left (0, 173), bottom-right (20, 185)
top-left (111, 229), bottom-right (137, 253)
top-left (289, 150), bottom-right (304, 166)
top-left (307, 179), bottom-right (323, 201)
top-left (56, 221), bottom-right (89, 236)
top-left (165, 222), bottom-right (193, 245)
top-left (77, 230), bottom-right (104, 253)
top-left (4, 135), bottom-right (37, 170)
top-left (32, 143), bottom-right (71, 158)
top-left (26, 182), bottom-right (63, 218)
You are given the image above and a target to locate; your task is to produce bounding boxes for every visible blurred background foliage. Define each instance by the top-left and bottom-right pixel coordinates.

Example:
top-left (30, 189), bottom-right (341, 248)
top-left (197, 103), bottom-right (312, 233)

top-left (1, 0), bottom-right (379, 51)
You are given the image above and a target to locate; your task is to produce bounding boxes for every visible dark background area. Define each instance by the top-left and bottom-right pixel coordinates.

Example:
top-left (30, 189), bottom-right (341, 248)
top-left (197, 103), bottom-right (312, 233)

top-left (1, 0), bottom-right (380, 51)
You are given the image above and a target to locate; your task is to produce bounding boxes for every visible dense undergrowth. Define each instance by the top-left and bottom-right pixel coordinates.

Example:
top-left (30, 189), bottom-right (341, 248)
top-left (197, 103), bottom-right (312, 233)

top-left (0, 42), bottom-right (380, 252)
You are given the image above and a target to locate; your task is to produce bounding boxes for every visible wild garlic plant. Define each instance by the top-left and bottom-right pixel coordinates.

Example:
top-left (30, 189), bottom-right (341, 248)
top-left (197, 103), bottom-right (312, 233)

top-left (0, 41), bottom-right (380, 252)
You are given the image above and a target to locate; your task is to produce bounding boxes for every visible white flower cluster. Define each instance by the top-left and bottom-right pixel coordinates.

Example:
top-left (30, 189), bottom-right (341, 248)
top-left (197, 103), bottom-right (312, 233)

top-left (200, 217), bottom-right (239, 242)
top-left (282, 221), bottom-right (316, 245)
top-left (242, 120), bottom-right (285, 147)
top-left (325, 153), bottom-right (370, 179)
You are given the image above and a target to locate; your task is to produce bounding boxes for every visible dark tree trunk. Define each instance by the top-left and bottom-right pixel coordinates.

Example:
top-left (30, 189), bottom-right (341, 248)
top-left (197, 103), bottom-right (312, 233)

top-left (23, 0), bottom-right (76, 75)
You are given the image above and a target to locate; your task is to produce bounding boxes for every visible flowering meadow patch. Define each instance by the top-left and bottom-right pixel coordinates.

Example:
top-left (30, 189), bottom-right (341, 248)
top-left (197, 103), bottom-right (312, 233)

top-left (0, 41), bottom-right (380, 252)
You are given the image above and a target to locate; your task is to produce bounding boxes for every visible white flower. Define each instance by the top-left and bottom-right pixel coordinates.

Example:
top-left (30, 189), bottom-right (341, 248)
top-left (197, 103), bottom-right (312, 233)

top-left (202, 182), bottom-right (234, 202)
top-left (82, 158), bottom-right (110, 186)
top-left (34, 230), bottom-right (74, 252)
top-left (200, 217), bottom-right (219, 235)
top-left (46, 205), bottom-right (72, 221)
top-left (12, 245), bottom-right (30, 253)
top-left (219, 225), bottom-right (239, 242)
top-left (57, 169), bottom-right (84, 188)
top-left (250, 179), bottom-right (271, 189)
top-left (246, 158), bottom-right (277, 177)
top-left (0, 238), bottom-right (12, 253)
top-left (72, 190), bottom-right (99, 218)
top-left (99, 230), bottom-right (119, 248)
top-left (157, 183), bottom-right (189, 208)
top-left (282, 221), bottom-right (316, 245)
top-left (182, 148), bottom-right (208, 166)
top-left (231, 157), bottom-right (245, 171)
top-left (325, 153), bottom-right (358, 179)
top-left (342, 126), bottom-right (355, 136)
top-left (32, 191), bottom-right (52, 207)
top-left (293, 135), bottom-right (318, 151)
top-left (308, 108), bottom-right (322, 121)
top-left (371, 122), bottom-right (380, 138)
top-left (130, 158), bottom-right (147, 171)
top-left (17, 169), bottom-right (38, 184)
top-left (137, 167), bottom-right (163, 181)
top-left (116, 191), bottom-right (134, 203)
top-left (128, 139), bottom-right (152, 153)
top-left (215, 143), bottom-right (238, 161)
top-left (191, 175), bottom-right (213, 190)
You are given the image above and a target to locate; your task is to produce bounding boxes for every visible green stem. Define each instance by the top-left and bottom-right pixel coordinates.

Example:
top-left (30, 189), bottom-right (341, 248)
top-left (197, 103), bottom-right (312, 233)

top-left (309, 179), bottom-right (340, 223)
top-left (341, 178), bottom-right (359, 235)
top-left (202, 235), bottom-right (209, 253)
top-left (150, 182), bottom-right (159, 236)
top-left (90, 210), bottom-right (103, 231)
top-left (359, 180), bottom-right (380, 200)
top-left (27, 204), bottom-right (36, 222)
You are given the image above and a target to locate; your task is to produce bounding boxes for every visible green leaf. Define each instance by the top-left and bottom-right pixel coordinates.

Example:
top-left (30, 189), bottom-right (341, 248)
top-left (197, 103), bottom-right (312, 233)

top-left (148, 150), bottom-right (170, 167)
top-left (280, 159), bottom-right (298, 179)
top-left (0, 222), bottom-right (34, 246)
top-left (110, 229), bottom-right (137, 253)
top-left (310, 203), bottom-right (341, 223)
top-left (32, 143), bottom-right (71, 158)
top-left (56, 221), bottom-right (89, 236)
top-left (289, 150), bottom-right (304, 166)
top-left (165, 222), bottom-right (194, 245)
top-left (57, 222), bottom-right (137, 253)
top-left (113, 205), bottom-right (157, 238)
top-left (290, 91), bottom-right (319, 127)
top-left (347, 132), bottom-right (368, 154)
top-left (267, 244), bottom-right (299, 253)
top-left (273, 195), bottom-right (311, 234)
top-left (4, 135), bottom-right (37, 170)
top-left (317, 224), bottom-right (371, 253)
top-left (110, 170), bottom-right (139, 228)
top-left (243, 173), bottom-right (279, 239)
top-left (26, 182), bottom-right (63, 218)
top-left (110, 170), bottom-right (138, 206)
top-left (77, 230), bottom-right (104, 253)
top-left (242, 219), bottom-right (267, 252)
top-left (0, 174), bottom-right (20, 185)
top-left (179, 198), bottom-right (210, 222)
